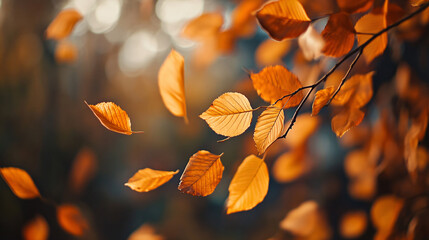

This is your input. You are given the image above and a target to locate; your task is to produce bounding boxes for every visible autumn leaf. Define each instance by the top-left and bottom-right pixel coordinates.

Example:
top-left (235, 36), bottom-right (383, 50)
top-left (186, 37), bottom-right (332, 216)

top-left (322, 12), bottom-right (356, 57)
top-left (158, 49), bottom-right (188, 122)
top-left (332, 108), bottom-right (365, 137)
top-left (348, 173), bottom-right (376, 200)
top-left (344, 72), bottom-right (374, 108)
top-left (251, 65), bottom-right (304, 108)
top-left (85, 101), bottom-right (143, 135)
top-left (371, 196), bottom-right (403, 232)
top-left (128, 224), bottom-right (164, 240)
top-left (200, 92), bottom-right (253, 137)
top-left (336, 0), bottom-right (374, 13)
top-left (255, 39), bottom-right (291, 67)
top-left (229, 0), bottom-right (264, 37)
top-left (68, 147), bottom-right (97, 194)
top-left (273, 149), bottom-right (307, 183)
top-left (280, 201), bottom-right (319, 236)
top-left (178, 150), bottom-right (224, 196)
top-left (55, 41), bottom-right (78, 63)
top-left (182, 13), bottom-right (224, 41)
top-left (22, 215), bottom-right (49, 240)
top-left (298, 25), bottom-right (325, 60)
top-left (125, 168), bottom-right (179, 192)
top-left (256, 0), bottom-right (311, 40)
top-left (254, 106), bottom-right (285, 155)
top-left (0, 167), bottom-right (40, 199)
top-left (226, 155), bottom-right (269, 214)
top-left (312, 87), bottom-right (335, 116)
top-left (283, 113), bottom-right (319, 148)
top-left (340, 211), bottom-right (367, 239)
top-left (46, 9), bottom-right (83, 40)
top-left (57, 204), bottom-right (89, 236)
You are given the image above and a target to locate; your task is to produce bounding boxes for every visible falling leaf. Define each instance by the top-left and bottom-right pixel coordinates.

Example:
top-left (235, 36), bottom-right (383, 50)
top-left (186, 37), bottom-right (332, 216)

top-left (339, 211), bottom-right (367, 239)
top-left (322, 12), bottom-right (356, 57)
top-left (283, 113), bottom-right (319, 148)
top-left (178, 150), bottom-right (224, 196)
top-left (200, 92), bottom-right (253, 137)
top-left (371, 195), bottom-right (403, 232)
top-left (312, 87), bottom-right (335, 116)
top-left (22, 215), bottom-right (49, 240)
top-left (125, 168), bottom-right (179, 192)
top-left (46, 9), bottom-right (83, 40)
top-left (128, 224), bottom-right (164, 240)
top-left (251, 65), bottom-right (304, 108)
top-left (255, 39), bottom-right (291, 67)
top-left (85, 101), bottom-right (143, 135)
top-left (182, 13), bottom-right (224, 41)
top-left (336, 0), bottom-right (374, 13)
top-left (69, 147), bottom-right (97, 194)
top-left (226, 155), bottom-right (269, 214)
top-left (0, 167), bottom-right (40, 199)
top-left (273, 149), bottom-right (307, 183)
top-left (55, 41), bottom-right (78, 63)
top-left (279, 201), bottom-right (319, 236)
top-left (158, 49), bottom-right (188, 122)
top-left (256, 0), bottom-right (311, 40)
top-left (331, 108), bottom-right (365, 137)
top-left (298, 25), bottom-right (325, 60)
top-left (254, 106), bottom-right (285, 155)
top-left (57, 204), bottom-right (89, 236)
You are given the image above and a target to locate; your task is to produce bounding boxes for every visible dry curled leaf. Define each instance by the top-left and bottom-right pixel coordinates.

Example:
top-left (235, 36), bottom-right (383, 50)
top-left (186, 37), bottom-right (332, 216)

top-left (125, 168), bottom-right (179, 192)
top-left (57, 204), bottom-right (89, 236)
top-left (322, 12), bottom-right (356, 57)
top-left (46, 9), bottom-right (82, 40)
top-left (85, 101), bottom-right (143, 135)
top-left (178, 150), bottom-right (224, 196)
top-left (312, 87), bottom-right (335, 116)
top-left (22, 215), bottom-right (49, 240)
top-left (226, 155), bottom-right (269, 214)
top-left (332, 108), bottom-right (365, 137)
top-left (336, 0), bottom-right (374, 13)
top-left (256, 0), bottom-right (311, 40)
top-left (158, 49), bottom-right (188, 122)
top-left (254, 106), bottom-right (285, 155)
top-left (280, 201), bottom-right (319, 236)
top-left (200, 92), bottom-right (253, 137)
top-left (340, 211), bottom-right (367, 239)
top-left (251, 65), bottom-right (304, 108)
top-left (0, 167), bottom-right (40, 199)
top-left (182, 13), bottom-right (224, 41)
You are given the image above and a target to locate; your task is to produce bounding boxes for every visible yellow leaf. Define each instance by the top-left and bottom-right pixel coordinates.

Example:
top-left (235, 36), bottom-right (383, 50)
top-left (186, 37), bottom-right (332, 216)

top-left (371, 195), bottom-right (403, 232)
top-left (339, 211), bottom-right (367, 239)
top-left (251, 65), bottom-right (304, 108)
top-left (158, 49), bottom-right (188, 122)
top-left (312, 87), bottom-right (334, 116)
top-left (46, 9), bottom-right (83, 40)
top-left (322, 12), bottom-right (356, 58)
top-left (256, 0), bottom-right (311, 40)
top-left (226, 155), bottom-right (269, 214)
top-left (355, 10), bottom-right (387, 63)
top-left (331, 108), bottom-right (365, 137)
top-left (272, 149), bottom-right (307, 183)
top-left (255, 39), bottom-right (291, 67)
top-left (182, 13), bottom-right (224, 41)
top-left (85, 101), bottom-right (143, 135)
top-left (336, 0), bottom-right (374, 13)
top-left (125, 168), bottom-right (179, 192)
top-left (0, 167), bottom-right (40, 199)
top-left (178, 150), bottom-right (224, 196)
top-left (57, 204), bottom-right (89, 236)
top-left (22, 215), bottom-right (49, 240)
top-left (254, 106), bottom-right (285, 155)
top-left (279, 201), bottom-right (319, 236)
top-left (200, 92), bottom-right (253, 137)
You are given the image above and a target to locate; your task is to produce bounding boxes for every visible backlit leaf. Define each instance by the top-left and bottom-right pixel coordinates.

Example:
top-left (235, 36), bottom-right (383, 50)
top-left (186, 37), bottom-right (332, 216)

top-left (279, 201), bottom-right (318, 236)
top-left (0, 167), bottom-right (40, 199)
top-left (346, 72), bottom-right (375, 108)
top-left (46, 9), bottom-right (82, 40)
top-left (322, 12), bottom-right (356, 57)
top-left (57, 204), bottom-right (89, 236)
top-left (251, 65), bottom-right (304, 108)
top-left (254, 106), bottom-right (285, 155)
top-left (125, 168), bottom-right (179, 192)
top-left (226, 155), bottom-right (269, 214)
top-left (200, 92), bottom-right (253, 137)
top-left (336, 0), bottom-right (374, 13)
top-left (85, 101), bottom-right (143, 135)
top-left (312, 87), bottom-right (334, 116)
top-left (158, 49), bottom-right (188, 122)
top-left (182, 13), bottom-right (224, 41)
top-left (331, 108), bottom-right (365, 137)
top-left (22, 215), bottom-right (49, 240)
top-left (178, 150), bottom-right (224, 196)
top-left (340, 211), bottom-right (367, 239)
top-left (256, 0), bottom-right (311, 40)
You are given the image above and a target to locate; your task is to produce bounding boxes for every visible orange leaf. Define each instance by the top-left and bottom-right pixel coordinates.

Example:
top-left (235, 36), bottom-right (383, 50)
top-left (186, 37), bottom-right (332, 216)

top-left (346, 72), bottom-right (374, 108)
top-left (279, 201), bottom-right (319, 236)
top-left (336, 0), bottom-right (374, 13)
top-left (284, 113), bottom-right (320, 148)
top-left (226, 155), bottom-right (269, 214)
top-left (331, 108), bottom-right (365, 137)
top-left (273, 149), bottom-right (307, 183)
top-left (182, 13), bottom-right (224, 41)
top-left (158, 49), bottom-right (188, 122)
top-left (322, 12), bottom-right (356, 57)
top-left (230, 0), bottom-right (264, 37)
top-left (85, 101), bottom-right (143, 135)
top-left (55, 41), bottom-right (78, 63)
top-left (0, 167), bottom-right (40, 199)
top-left (371, 195), bottom-right (403, 232)
top-left (344, 149), bottom-right (372, 178)
top-left (178, 150), bottom-right (224, 196)
top-left (68, 148), bottom-right (97, 194)
top-left (251, 65), bottom-right (304, 108)
top-left (340, 211), bottom-right (367, 239)
top-left (255, 39), bottom-right (291, 67)
top-left (128, 224), bottom-right (164, 240)
top-left (256, 0), bottom-right (311, 40)
top-left (312, 87), bottom-right (335, 116)
top-left (200, 92), bottom-right (253, 137)
top-left (57, 204), bottom-right (89, 236)
top-left (22, 215), bottom-right (49, 240)
top-left (254, 106), bottom-right (285, 155)
top-left (46, 9), bottom-right (83, 40)
top-left (348, 173), bottom-right (376, 200)
top-left (125, 168), bottom-right (179, 192)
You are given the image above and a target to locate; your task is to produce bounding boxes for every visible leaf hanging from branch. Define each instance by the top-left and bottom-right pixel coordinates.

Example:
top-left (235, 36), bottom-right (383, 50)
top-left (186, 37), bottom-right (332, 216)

top-left (125, 168), bottom-right (179, 192)
top-left (336, 0), bottom-right (374, 13)
top-left (322, 12), bottom-right (356, 57)
top-left (312, 87), bottom-right (335, 116)
top-left (46, 9), bottom-right (83, 40)
top-left (0, 167), bottom-right (40, 199)
top-left (331, 108), bottom-right (365, 137)
top-left (226, 155), bottom-right (269, 214)
top-left (85, 101), bottom-right (143, 135)
top-left (178, 150), bottom-right (224, 196)
top-left (254, 106), bottom-right (285, 155)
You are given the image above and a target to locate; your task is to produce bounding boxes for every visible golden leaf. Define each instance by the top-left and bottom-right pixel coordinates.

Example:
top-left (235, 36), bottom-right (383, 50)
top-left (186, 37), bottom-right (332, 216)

top-left (57, 204), bottom-right (89, 236)
top-left (46, 9), bottom-right (83, 40)
top-left (331, 108), bottom-right (365, 137)
top-left (279, 201), bottom-right (319, 236)
top-left (0, 167), bottom-right (40, 199)
top-left (200, 92), bottom-right (253, 137)
top-left (255, 39), bottom-right (291, 67)
top-left (254, 106), bottom-right (285, 155)
top-left (346, 72), bottom-right (375, 109)
top-left (251, 65), bottom-right (304, 108)
top-left (85, 101), bottom-right (143, 135)
top-left (371, 195), bottom-right (403, 232)
top-left (125, 168), bottom-right (179, 192)
top-left (158, 49), bottom-right (188, 122)
top-left (340, 211), bottom-right (367, 239)
top-left (256, 0), bottom-right (311, 40)
top-left (312, 87), bottom-right (335, 116)
top-left (22, 215), bottom-right (49, 240)
top-left (55, 41), bottom-right (78, 63)
top-left (322, 12), bottom-right (356, 57)
top-left (273, 149), bottom-right (307, 183)
top-left (182, 13), bottom-right (224, 41)
top-left (178, 150), bottom-right (224, 196)
top-left (226, 155), bottom-right (269, 214)
top-left (336, 0), bottom-right (374, 13)
top-left (68, 148), bottom-right (97, 194)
